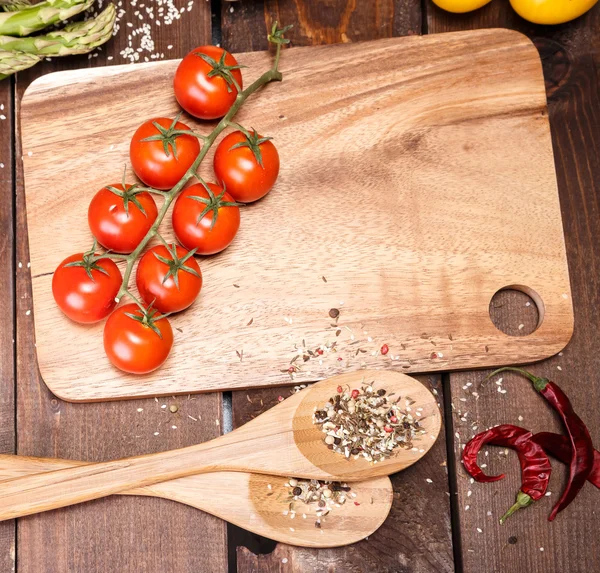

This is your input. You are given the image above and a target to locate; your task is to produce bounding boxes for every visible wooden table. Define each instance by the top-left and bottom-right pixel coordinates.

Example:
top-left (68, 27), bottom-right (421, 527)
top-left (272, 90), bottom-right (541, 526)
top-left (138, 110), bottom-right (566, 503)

top-left (1, 1), bottom-right (598, 571)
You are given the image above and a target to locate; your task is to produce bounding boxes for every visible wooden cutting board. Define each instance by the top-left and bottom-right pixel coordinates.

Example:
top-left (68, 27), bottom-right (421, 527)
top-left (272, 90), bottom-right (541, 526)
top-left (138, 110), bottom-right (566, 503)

top-left (21, 29), bottom-right (573, 402)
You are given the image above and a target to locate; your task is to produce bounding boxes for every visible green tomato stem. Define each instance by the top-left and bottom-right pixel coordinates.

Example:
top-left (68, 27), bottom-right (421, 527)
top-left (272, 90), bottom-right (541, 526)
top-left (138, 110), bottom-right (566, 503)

top-left (115, 41), bottom-right (285, 303)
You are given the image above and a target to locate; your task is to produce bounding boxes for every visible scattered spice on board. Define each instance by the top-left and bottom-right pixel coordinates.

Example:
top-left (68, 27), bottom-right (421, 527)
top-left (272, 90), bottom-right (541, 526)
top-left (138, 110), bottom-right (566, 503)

top-left (284, 477), bottom-right (352, 529)
top-left (313, 380), bottom-right (425, 462)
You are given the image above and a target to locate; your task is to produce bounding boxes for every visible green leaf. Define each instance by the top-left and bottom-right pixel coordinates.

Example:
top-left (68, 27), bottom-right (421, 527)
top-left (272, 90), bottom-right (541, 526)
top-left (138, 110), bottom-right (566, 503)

top-left (268, 21), bottom-right (293, 45)
top-left (229, 127), bottom-right (272, 168)
top-left (195, 50), bottom-right (245, 93)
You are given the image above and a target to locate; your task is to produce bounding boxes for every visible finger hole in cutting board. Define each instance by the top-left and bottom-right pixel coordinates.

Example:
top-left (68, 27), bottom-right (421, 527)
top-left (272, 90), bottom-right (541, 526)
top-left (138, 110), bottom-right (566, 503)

top-left (489, 285), bottom-right (543, 337)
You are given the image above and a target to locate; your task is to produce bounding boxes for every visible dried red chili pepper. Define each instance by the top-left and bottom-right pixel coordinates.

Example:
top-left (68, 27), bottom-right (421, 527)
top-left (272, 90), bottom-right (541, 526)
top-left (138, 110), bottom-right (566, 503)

top-left (532, 432), bottom-right (600, 490)
top-left (490, 368), bottom-right (594, 521)
top-left (462, 424), bottom-right (552, 523)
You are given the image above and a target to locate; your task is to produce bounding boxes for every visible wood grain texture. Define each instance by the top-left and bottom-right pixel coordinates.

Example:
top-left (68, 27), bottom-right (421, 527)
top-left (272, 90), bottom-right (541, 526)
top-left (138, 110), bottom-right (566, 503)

top-left (0, 455), bottom-right (393, 548)
top-left (22, 30), bottom-right (573, 402)
top-left (13, 2), bottom-right (228, 572)
top-left (221, 0), bottom-right (422, 52)
top-left (428, 3), bottom-right (600, 573)
top-left (0, 80), bottom-right (16, 573)
top-left (224, 5), bottom-right (454, 572)
top-left (231, 375), bottom-right (453, 572)
top-left (0, 371), bottom-right (440, 521)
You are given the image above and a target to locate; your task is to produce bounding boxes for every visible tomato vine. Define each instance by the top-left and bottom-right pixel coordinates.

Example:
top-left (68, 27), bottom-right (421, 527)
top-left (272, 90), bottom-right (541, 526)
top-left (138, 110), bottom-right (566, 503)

top-left (97, 23), bottom-right (290, 308)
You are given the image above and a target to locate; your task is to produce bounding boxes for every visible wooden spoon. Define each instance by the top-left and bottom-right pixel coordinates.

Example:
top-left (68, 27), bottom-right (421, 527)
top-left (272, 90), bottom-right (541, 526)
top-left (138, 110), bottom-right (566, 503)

top-left (0, 370), bottom-right (440, 521)
top-left (0, 455), bottom-right (393, 548)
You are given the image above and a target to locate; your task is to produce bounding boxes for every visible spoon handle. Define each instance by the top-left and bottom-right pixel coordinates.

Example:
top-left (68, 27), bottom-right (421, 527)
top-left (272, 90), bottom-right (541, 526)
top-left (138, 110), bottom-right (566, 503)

top-left (0, 454), bottom-right (158, 497)
top-left (0, 438), bottom-right (235, 521)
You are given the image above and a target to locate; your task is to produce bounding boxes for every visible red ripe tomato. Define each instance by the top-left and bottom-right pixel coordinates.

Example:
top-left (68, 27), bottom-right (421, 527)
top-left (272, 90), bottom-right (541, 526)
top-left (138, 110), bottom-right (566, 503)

top-left (213, 129), bottom-right (279, 203)
top-left (172, 182), bottom-right (241, 255)
top-left (103, 303), bottom-right (173, 374)
top-left (174, 46), bottom-right (243, 120)
top-left (130, 116), bottom-right (201, 190)
top-left (136, 244), bottom-right (203, 313)
top-left (88, 183), bottom-right (158, 254)
top-left (52, 252), bottom-right (122, 324)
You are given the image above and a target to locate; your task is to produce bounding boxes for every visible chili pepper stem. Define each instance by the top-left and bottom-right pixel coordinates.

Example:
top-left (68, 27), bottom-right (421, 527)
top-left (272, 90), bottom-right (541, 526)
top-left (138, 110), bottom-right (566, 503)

top-left (487, 367), bottom-right (549, 392)
top-left (499, 491), bottom-right (533, 524)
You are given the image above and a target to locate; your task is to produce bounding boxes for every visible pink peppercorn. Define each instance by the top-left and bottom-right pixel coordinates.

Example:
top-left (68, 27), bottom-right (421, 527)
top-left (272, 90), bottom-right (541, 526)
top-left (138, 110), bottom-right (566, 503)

top-left (384, 425), bottom-right (393, 433)
top-left (337, 385), bottom-right (343, 393)
top-left (351, 389), bottom-right (359, 399)
top-left (381, 344), bottom-right (389, 355)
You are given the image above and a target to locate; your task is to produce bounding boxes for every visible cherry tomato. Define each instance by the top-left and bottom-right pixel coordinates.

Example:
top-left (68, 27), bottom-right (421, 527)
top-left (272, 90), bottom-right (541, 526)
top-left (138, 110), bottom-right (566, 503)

top-left (213, 130), bottom-right (279, 203)
top-left (174, 46), bottom-right (243, 120)
top-left (88, 183), bottom-right (158, 254)
top-left (172, 182), bottom-right (241, 255)
top-left (136, 244), bottom-right (203, 313)
top-left (130, 116), bottom-right (201, 190)
top-left (103, 303), bottom-right (173, 374)
top-left (52, 252), bottom-right (122, 324)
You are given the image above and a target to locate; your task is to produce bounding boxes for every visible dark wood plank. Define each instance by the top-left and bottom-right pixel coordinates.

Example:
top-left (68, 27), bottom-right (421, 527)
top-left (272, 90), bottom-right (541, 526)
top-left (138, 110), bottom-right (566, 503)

top-left (222, 0), bottom-right (421, 52)
top-left (224, 3), bottom-right (455, 571)
top-left (428, 4), bottom-right (600, 573)
top-left (231, 377), bottom-right (453, 573)
top-left (13, 3), bottom-right (227, 572)
top-left (0, 78), bottom-right (16, 573)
